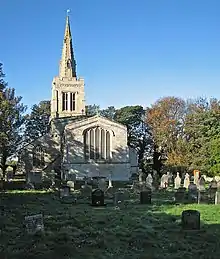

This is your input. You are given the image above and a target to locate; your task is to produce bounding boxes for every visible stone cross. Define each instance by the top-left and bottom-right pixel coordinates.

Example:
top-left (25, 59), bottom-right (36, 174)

top-left (174, 172), bottom-right (181, 189)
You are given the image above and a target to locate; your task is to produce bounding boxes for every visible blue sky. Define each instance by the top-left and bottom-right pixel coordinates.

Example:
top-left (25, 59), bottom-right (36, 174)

top-left (1, 0), bottom-right (220, 110)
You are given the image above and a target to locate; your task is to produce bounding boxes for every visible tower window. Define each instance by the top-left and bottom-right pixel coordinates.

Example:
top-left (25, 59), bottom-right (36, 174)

top-left (70, 92), bottom-right (76, 111)
top-left (62, 92), bottom-right (68, 111)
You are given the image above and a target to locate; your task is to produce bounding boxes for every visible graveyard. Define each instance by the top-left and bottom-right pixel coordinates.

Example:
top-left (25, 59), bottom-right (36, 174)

top-left (1, 180), bottom-right (220, 259)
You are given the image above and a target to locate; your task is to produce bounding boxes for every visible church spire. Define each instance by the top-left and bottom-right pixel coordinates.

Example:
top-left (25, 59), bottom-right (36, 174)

top-left (59, 11), bottom-right (77, 78)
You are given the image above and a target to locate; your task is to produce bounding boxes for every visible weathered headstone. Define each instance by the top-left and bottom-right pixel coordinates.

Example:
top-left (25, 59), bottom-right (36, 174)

top-left (60, 186), bottom-right (70, 198)
top-left (67, 181), bottom-right (75, 192)
top-left (181, 210), bottom-right (200, 230)
top-left (146, 173), bottom-right (153, 189)
top-left (91, 188), bottom-right (105, 206)
top-left (140, 189), bottom-right (152, 204)
top-left (198, 191), bottom-right (209, 204)
top-left (6, 166), bottom-right (13, 182)
top-left (114, 192), bottom-right (125, 207)
top-left (193, 170), bottom-right (200, 186)
top-left (198, 177), bottom-right (206, 191)
top-left (174, 172), bottom-right (181, 189)
top-left (209, 180), bottom-right (218, 203)
top-left (167, 172), bottom-right (173, 186)
top-left (139, 169), bottom-right (144, 184)
top-left (108, 174), bottom-right (113, 188)
top-left (160, 174), bottom-right (168, 189)
top-left (98, 178), bottom-right (107, 192)
top-left (24, 214), bottom-right (44, 234)
top-left (81, 181), bottom-right (92, 198)
top-left (188, 183), bottom-right (198, 203)
top-left (174, 187), bottom-right (186, 203)
top-left (183, 173), bottom-right (190, 189)
top-left (215, 191), bottom-right (220, 205)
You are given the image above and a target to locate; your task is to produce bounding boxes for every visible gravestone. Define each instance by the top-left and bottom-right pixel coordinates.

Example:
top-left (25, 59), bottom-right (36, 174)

top-left (188, 183), bottom-right (198, 203)
top-left (81, 181), bottom-right (92, 198)
top-left (139, 169), bottom-right (144, 184)
top-left (114, 192), bottom-right (125, 207)
top-left (98, 178), bottom-right (107, 191)
top-left (183, 173), bottom-right (190, 189)
top-left (174, 172), bottom-right (181, 189)
top-left (193, 170), bottom-right (200, 186)
top-left (167, 172), bottom-right (173, 186)
top-left (174, 187), bottom-right (186, 203)
top-left (140, 189), bottom-right (152, 204)
top-left (198, 177), bottom-right (206, 191)
top-left (181, 210), bottom-right (200, 230)
top-left (24, 214), bottom-right (44, 234)
top-left (67, 181), bottom-right (75, 192)
top-left (160, 174), bottom-right (168, 189)
top-left (215, 191), bottom-right (220, 205)
top-left (60, 186), bottom-right (70, 198)
top-left (146, 173), bottom-right (153, 189)
top-left (209, 180), bottom-right (218, 203)
top-left (108, 174), bottom-right (113, 188)
top-left (91, 189), bottom-right (105, 206)
top-left (6, 166), bottom-right (14, 182)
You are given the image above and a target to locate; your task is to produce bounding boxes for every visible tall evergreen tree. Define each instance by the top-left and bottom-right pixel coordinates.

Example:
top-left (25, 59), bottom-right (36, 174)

top-left (24, 100), bottom-right (50, 142)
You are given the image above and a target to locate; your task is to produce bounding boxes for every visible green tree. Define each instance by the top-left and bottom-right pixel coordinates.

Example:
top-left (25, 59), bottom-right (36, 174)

top-left (114, 105), bottom-right (152, 170)
top-left (0, 84), bottom-right (26, 179)
top-left (85, 104), bottom-right (100, 116)
top-left (24, 100), bottom-right (50, 142)
top-left (100, 106), bottom-right (116, 120)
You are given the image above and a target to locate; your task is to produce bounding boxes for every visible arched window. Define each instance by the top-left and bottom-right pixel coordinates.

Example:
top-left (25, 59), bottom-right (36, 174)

top-left (83, 127), bottom-right (111, 161)
top-left (33, 145), bottom-right (45, 167)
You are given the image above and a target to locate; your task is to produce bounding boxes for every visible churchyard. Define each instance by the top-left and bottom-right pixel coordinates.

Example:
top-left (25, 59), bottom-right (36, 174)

top-left (1, 173), bottom-right (220, 259)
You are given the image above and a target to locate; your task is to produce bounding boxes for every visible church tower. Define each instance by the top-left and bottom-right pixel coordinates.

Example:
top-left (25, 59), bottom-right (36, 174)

top-left (51, 14), bottom-right (86, 118)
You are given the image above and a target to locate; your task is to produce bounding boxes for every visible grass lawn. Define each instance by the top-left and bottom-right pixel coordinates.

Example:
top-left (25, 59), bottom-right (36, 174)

top-left (1, 190), bottom-right (220, 259)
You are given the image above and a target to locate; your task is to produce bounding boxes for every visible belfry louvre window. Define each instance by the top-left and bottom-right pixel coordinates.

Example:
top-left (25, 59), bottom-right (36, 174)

top-left (70, 92), bottom-right (75, 111)
top-left (84, 127), bottom-right (111, 161)
top-left (33, 145), bottom-right (45, 167)
top-left (62, 92), bottom-right (68, 111)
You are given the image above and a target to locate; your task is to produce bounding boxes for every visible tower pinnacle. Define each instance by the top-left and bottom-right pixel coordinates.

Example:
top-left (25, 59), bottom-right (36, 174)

top-left (59, 12), bottom-right (76, 78)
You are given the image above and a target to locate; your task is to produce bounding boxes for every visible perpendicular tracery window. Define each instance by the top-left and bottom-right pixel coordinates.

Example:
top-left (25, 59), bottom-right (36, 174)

top-left (33, 145), bottom-right (45, 167)
top-left (83, 127), bottom-right (111, 161)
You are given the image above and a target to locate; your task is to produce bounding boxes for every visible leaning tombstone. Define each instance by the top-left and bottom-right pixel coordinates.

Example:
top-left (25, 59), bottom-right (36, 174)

top-left (181, 210), bottom-right (200, 230)
top-left (140, 188), bottom-right (152, 204)
top-left (24, 214), bottom-right (44, 235)
top-left (91, 188), bottom-right (105, 206)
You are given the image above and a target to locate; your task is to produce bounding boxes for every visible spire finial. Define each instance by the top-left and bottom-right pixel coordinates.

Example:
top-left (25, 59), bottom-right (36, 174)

top-left (67, 9), bottom-right (70, 16)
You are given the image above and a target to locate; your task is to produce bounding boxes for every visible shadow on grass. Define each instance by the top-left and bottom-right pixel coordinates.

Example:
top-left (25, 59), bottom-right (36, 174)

top-left (1, 191), bottom-right (220, 259)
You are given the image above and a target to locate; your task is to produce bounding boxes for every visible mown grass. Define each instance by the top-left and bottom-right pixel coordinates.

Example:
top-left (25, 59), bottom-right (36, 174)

top-left (1, 190), bottom-right (220, 259)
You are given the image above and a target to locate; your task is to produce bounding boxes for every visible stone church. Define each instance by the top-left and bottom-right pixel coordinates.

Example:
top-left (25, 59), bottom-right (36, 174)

top-left (21, 15), bottom-right (138, 183)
